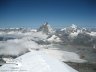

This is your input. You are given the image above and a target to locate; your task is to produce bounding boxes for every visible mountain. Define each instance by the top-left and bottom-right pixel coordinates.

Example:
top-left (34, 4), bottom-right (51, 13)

top-left (47, 35), bottom-right (62, 43)
top-left (37, 22), bottom-right (54, 34)
top-left (52, 24), bottom-right (96, 46)
top-left (0, 51), bottom-right (78, 72)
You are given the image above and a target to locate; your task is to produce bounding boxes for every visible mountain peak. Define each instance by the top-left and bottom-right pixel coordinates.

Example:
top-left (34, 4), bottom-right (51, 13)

top-left (37, 22), bottom-right (53, 34)
top-left (70, 24), bottom-right (77, 29)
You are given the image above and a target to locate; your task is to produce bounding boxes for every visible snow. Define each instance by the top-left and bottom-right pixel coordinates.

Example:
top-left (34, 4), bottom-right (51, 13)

top-left (37, 23), bottom-right (54, 34)
top-left (69, 30), bottom-right (81, 38)
top-left (0, 29), bottom-right (87, 63)
top-left (47, 35), bottom-right (62, 43)
top-left (87, 32), bottom-right (96, 36)
top-left (1, 24), bottom-right (95, 72)
top-left (46, 24), bottom-right (53, 33)
top-left (7, 31), bottom-right (22, 34)
top-left (30, 29), bottom-right (37, 32)
top-left (70, 24), bottom-right (77, 30)
top-left (61, 28), bottom-right (66, 31)
top-left (0, 51), bottom-right (78, 72)
top-left (69, 32), bottom-right (78, 38)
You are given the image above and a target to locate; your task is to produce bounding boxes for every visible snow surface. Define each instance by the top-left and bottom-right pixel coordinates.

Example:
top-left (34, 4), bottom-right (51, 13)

top-left (0, 51), bottom-right (78, 72)
top-left (70, 24), bottom-right (77, 30)
top-left (69, 30), bottom-right (81, 38)
top-left (47, 35), bottom-right (62, 43)
top-left (87, 32), bottom-right (96, 36)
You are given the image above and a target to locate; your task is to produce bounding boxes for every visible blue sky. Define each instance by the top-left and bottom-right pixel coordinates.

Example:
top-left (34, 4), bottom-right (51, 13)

top-left (0, 0), bottom-right (96, 28)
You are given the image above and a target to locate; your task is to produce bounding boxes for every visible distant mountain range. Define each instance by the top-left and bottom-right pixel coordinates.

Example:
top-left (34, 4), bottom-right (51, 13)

top-left (0, 23), bottom-right (96, 47)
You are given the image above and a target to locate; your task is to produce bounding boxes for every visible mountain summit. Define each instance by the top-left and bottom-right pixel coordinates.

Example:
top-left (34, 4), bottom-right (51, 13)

top-left (70, 24), bottom-right (77, 29)
top-left (37, 22), bottom-right (53, 34)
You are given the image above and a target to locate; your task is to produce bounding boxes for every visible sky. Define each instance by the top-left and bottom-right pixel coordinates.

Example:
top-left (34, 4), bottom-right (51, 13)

top-left (0, 0), bottom-right (96, 28)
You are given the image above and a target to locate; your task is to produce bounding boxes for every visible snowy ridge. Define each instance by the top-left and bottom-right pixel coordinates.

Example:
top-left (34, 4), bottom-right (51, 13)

top-left (0, 51), bottom-right (78, 72)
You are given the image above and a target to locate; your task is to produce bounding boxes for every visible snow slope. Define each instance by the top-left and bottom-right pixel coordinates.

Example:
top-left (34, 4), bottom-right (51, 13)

top-left (47, 35), bottom-right (62, 43)
top-left (0, 51), bottom-right (78, 72)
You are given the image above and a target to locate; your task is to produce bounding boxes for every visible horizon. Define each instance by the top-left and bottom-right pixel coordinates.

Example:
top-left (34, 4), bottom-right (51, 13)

top-left (0, 0), bottom-right (96, 28)
top-left (0, 23), bottom-right (96, 29)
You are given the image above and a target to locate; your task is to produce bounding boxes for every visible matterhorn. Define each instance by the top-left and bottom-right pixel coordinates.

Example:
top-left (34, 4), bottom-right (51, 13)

top-left (37, 22), bottom-right (54, 34)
